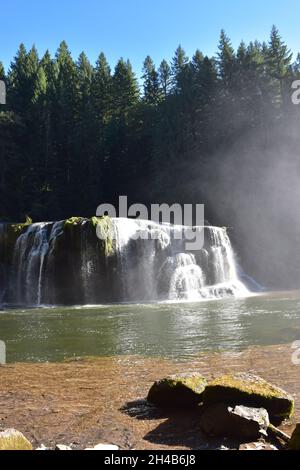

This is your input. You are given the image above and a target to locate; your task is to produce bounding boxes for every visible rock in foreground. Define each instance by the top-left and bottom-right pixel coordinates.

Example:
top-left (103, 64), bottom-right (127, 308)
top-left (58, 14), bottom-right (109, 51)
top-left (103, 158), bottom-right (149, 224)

top-left (289, 424), bottom-right (300, 450)
top-left (85, 444), bottom-right (119, 450)
top-left (147, 373), bottom-right (207, 407)
top-left (0, 429), bottom-right (33, 451)
top-left (200, 403), bottom-right (269, 440)
top-left (202, 373), bottom-right (294, 423)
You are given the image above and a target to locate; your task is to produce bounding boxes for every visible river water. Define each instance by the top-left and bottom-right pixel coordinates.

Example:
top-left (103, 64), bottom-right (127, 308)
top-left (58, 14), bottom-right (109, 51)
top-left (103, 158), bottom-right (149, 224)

top-left (1, 291), bottom-right (300, 363)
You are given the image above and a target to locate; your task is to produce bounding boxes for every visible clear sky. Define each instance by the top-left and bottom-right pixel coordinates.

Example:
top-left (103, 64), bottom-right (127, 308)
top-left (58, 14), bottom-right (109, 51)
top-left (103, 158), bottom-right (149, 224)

top-left (1, 0), bottom-right (300, 76)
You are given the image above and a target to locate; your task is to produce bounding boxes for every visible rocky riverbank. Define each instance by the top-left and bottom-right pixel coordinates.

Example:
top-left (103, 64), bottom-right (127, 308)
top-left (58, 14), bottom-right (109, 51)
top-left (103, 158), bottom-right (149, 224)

top-left (0, 344), bottom-right (299, 450)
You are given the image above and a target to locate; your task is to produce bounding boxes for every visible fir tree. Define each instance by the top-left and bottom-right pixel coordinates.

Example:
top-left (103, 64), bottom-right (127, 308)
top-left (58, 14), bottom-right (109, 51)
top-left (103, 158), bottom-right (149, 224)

top-left (92, 52), bottom-right (112, 125)
top-left (171, 45), bottom-right (189, 92)
top-left (112, 58), bottom-right (139, 120)
top-left (159, 59), bottom-right (171, 97)
top-left (217, 30), bottom-right (235, 87)
top-left (267, 25), bottom-right (293, 106)
top-left (142, 56), bottom-right (162, 105)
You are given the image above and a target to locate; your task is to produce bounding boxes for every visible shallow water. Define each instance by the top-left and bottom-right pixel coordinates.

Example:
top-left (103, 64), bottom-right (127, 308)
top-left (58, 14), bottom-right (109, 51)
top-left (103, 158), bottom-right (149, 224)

top-left (1, 291), bottom-right (300, 362)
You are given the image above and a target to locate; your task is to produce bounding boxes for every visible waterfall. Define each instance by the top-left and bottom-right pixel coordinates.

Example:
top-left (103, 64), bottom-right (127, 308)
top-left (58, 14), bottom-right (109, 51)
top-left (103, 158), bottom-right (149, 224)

top-left (111, 218), bottom-right (248, 302)
top-left (0, 224), bottom-right (9, 303)
top-left (12, 223), bottom-right (51, 305)
top-left (168, 253), bottom-right (206, 301)
top-left (2, 218), bottom-right (249, 306)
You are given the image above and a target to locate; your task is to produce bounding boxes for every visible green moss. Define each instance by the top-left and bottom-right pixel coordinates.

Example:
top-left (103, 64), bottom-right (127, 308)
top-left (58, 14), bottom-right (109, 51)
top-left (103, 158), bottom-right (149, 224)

top-left (11, 215), bottom-right (32, 235)
top-left (0, 429), bottom-right (33, 451)
top-left (91, 216), bottom-right (114, 256)
top-left (64, 216), bottom-right (85, 227)
top-left (208, 374), bottom-right (286, 398)
top-left (147, 373), bottom-right (207, 408)
top-left (203, 373), bottom-right (294, 423)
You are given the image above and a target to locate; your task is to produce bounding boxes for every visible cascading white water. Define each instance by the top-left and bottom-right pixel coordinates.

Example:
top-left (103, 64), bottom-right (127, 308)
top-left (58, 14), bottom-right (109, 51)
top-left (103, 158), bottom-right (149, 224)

top-left (5, 217), bottom-right (249, 306)
top-left (0, 224), bottom-right (9, 303)
top-left (111, 218), bottom-right (249, 302)
top-left (12, 223), bottom-right (51, 305)
top-left (168, 253), bottom-right (206, 301)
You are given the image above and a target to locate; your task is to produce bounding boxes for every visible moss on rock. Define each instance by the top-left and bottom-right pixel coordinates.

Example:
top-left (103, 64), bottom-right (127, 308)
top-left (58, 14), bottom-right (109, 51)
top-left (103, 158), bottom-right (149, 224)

top-left (202, 373), bottom-right (294, 424)
top-left (92, 216), bottom-right (114, 256)
top-left (64, 216), bottom-right (85, 227)
top-left (11, 216), bottom-right (32, 236)
top-left (147, 373), bottom-right (207, 408)
top-left (0, 429), bottom-right (33, 451)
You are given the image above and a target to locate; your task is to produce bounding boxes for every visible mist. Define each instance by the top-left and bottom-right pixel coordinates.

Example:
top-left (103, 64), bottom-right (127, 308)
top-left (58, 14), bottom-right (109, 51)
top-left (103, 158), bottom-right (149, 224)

top-left (202, 108), bottom-right (300, 289)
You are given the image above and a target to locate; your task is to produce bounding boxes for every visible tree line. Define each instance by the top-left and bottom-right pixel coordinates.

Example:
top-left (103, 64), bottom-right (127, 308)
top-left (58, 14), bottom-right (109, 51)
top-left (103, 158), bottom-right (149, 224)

top-left (1, 26), bottom-right (300, 223)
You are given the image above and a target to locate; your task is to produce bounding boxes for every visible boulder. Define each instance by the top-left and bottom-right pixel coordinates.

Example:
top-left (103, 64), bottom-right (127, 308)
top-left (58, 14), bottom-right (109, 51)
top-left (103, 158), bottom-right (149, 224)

top-left (55, 444), bottom-right (72, 451)
top-left (147, 373), bottom-right (207, 407)
top-left (288, 424), bottom-right (300, 451)
top-left (239, 442), bottom-right (278, 451)
top-left (0, 429), bottom-right (33, 451)
top-left (85, 444), bottom-right (119, 450)
top-left (36, 444), bottom-right (49, 451)
top-left (202, 373), bottom-right (294, 423)
top-left (200, 403), bottom-right (269, 440)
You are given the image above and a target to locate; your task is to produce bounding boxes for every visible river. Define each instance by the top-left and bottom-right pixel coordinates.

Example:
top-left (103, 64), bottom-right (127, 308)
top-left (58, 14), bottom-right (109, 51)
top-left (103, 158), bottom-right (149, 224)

top-left (1, 291), bottom-right (300, 362)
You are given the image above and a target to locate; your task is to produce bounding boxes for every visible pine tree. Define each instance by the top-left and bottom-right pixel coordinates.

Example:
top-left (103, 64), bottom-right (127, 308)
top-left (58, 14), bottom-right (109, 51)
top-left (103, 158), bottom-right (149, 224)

top-left (142, 56), bottom-right (162, 105)
top-left (217, 30), bottom-right (235, 87)
top-left (55, 41), bottom-right (78, 112)
top-left (77, 52), bottom-right (93, 107)
top-left (237, 41), bottom-right (247, 64)
top-left (192, 50), bottom-right (204, 73)
top-left (51, 41), bottom-right (79, 215)
top-left (0, 111), bottom-right (25, 218)
top-left (8, 44), bottom-right (35, 113)
top-left (267, 26), bottom-right (293, 106)
top-left (268, 26), bottom-right (292, 80)
top-left (92, 52), bottom-right (112, 125)
top-left (171, 45), bottom-right (189, 93)
top-left (112, 58), bottom-right (139, 120)
top-left (159, 59), bottom-right (171, 97)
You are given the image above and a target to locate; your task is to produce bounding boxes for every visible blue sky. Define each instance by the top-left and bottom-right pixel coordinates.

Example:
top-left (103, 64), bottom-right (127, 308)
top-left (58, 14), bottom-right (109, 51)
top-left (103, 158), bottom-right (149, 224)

top-left (1, 0), bottom-right (300, 77)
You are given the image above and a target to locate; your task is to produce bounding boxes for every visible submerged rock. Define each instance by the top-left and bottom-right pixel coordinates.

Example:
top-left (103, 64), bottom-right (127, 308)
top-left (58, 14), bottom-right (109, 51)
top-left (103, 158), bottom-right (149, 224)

top-left (0, 429), bottom-right (33, 451)
top-left (200, 403), bottom-right (269, 440)
top-left (147, 373), bottom-right (207, 407)
top-left (202, 373), bottom-right (294, 423)
top-left (289, 424), bottom-right (300, 450)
